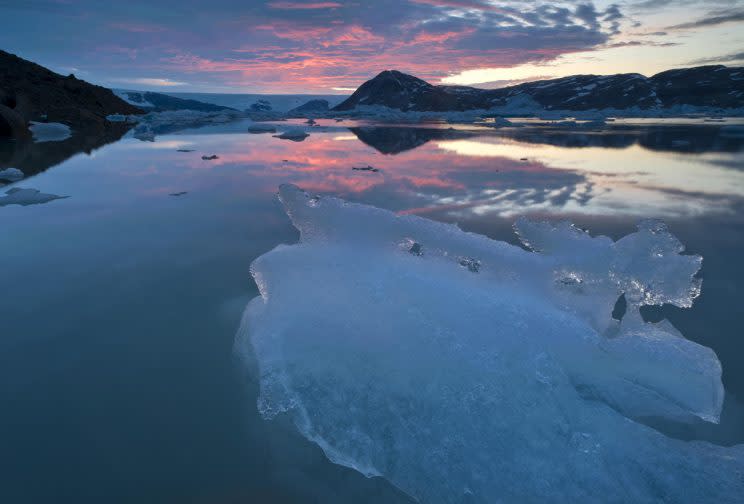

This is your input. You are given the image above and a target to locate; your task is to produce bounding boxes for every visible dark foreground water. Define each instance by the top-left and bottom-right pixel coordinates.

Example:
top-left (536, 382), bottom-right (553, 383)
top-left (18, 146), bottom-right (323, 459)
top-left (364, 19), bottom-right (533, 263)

top-left (1, 118), bottom-right (743, 503)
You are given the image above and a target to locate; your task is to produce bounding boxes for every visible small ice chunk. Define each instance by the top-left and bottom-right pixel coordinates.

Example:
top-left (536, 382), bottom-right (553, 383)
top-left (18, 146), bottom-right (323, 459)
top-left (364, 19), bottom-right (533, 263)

top-left (0, 187), bottom-right (68, 207)
top-left (273, 128), bottom-right (309, 141)
top-left (29, 122), bottom-right (72, 143)
top-left (0, 168), bottom-right (24, 181)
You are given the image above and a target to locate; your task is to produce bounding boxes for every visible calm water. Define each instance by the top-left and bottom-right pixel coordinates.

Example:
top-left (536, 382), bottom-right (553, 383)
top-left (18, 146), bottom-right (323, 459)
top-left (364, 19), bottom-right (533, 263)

top-left (1, 119), bottom-right (743, 503)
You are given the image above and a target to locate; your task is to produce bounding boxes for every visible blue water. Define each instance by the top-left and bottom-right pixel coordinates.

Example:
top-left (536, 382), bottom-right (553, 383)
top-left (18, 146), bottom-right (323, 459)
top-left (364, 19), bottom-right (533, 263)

top-left (1, 119), bottom-right (743, 502)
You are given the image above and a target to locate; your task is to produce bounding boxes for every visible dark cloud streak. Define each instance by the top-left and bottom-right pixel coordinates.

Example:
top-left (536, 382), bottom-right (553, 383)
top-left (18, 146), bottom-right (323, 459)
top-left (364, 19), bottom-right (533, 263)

top-left (667, 9), bottom-right (744, 30)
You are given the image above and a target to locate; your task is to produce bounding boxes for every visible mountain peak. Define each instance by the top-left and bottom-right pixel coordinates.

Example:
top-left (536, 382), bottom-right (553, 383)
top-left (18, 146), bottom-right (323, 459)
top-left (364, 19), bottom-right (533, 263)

top-left (333, 65), bottom-right (744, 114)
top-left (333, 70), bottom-right (438, 111)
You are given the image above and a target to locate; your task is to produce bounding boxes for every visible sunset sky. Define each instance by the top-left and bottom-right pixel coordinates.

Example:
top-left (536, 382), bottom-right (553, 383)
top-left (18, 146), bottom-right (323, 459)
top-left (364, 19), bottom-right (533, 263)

top-left (1, 0), bottom-right (743, 93)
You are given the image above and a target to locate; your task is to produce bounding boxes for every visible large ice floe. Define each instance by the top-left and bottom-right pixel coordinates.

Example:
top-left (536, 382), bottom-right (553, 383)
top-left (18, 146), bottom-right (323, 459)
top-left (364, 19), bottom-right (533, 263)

top-left (236, 184), bottom-right (743, 504)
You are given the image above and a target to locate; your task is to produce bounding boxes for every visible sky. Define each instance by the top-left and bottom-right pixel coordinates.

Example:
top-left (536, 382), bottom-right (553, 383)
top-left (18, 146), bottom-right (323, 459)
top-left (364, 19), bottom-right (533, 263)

top-left (1, 0), bottom-right (743, 93)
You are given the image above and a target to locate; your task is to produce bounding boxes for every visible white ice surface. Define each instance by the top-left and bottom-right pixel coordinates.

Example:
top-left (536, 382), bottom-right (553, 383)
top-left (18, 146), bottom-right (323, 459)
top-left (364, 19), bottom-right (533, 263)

top-left (236, 184), bottom-right (743, 504)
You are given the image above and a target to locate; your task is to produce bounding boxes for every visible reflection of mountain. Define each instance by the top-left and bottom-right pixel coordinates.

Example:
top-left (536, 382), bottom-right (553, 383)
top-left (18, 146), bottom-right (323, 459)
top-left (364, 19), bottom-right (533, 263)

top-left (494, 125), bottom-right (744, 154)
top-left (0, 122), bottom-right (133, 180)
top-left (349, 126), bottom-right (472, 154)
top-left (637, 126), bottom-right (744, 154)
top-left (350, 124), bottom-right (744, 155)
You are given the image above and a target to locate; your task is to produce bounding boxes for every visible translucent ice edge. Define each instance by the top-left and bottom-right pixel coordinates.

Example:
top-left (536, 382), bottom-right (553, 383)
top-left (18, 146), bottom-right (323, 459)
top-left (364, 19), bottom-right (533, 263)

top-left (235, 184), bottom-right (743, 504)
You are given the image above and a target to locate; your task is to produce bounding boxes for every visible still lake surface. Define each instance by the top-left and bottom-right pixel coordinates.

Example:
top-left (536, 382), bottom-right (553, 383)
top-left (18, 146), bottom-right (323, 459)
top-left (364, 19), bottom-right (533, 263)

top-left (1, 118), bottom-right (743, 503)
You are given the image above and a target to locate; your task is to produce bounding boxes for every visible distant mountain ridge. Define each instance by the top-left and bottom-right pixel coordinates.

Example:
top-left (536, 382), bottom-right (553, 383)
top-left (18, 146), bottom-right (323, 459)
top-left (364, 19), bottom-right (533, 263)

top-left (114, 90), bottom-right (236, 112)
top-left (334, 66), bottom-right (744, 113)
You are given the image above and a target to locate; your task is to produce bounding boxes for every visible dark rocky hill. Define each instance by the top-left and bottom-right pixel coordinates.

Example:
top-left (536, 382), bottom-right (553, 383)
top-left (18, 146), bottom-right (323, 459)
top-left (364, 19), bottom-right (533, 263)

top-left (334, 66), bottom-right (744, 113)
top-left (650, 66), bottom-right (744, 108)
top-left (334, 70), bottom-right (490, 112)
top-left (0, 50), bottom-right (143, 139)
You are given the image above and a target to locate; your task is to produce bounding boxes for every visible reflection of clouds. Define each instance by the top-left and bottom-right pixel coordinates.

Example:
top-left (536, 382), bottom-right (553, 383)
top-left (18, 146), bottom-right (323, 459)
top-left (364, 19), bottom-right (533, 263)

top-left (100, 126), bottom-right (744, 221)
top-left (435, 137), bottom-right (744, 218)
top-left (407, 162), bottom-right (596, 218)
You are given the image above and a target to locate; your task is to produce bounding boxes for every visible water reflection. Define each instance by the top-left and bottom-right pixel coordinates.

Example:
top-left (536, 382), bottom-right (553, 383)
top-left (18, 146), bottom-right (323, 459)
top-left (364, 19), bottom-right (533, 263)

top-left (2, 119), bottom-right (743, 502)
top-left (489, 124), bottom-right (744, 153)
top-left (0, 123), bottom-right (132, 181)
top-left (349, 126), bottom-right (473, 154)
top-left (123, 120), bottom-right (743, 222)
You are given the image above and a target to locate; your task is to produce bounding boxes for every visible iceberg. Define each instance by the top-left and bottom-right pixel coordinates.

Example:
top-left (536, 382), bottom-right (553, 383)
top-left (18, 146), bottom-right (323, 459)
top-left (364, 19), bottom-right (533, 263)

top-left (236, 185), bottom-right (743, 504)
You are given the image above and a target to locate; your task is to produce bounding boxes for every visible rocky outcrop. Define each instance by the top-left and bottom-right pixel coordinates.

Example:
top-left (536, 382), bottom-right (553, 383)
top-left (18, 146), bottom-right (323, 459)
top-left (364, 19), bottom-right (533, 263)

top-left (249, 99), bottom-right (273, 112)
top-left (334, 66), bottom-right (744, 113)
top-left (287, 99), bottom-right (330, 117)
top-left (0, 49), bottom-right (143, 139)
top-left (334, 70), bottom-right (485, 112)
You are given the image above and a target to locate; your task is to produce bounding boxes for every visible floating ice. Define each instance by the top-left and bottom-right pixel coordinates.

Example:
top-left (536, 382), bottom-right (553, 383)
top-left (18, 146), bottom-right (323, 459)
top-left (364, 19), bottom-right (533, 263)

top-left (29, 122), bottom-right (72, 143)
top-left (130, 109), bottom-right (245, 140)
top-left (0, 188), bottom-right (68, 207)
top-left (273, 127), bottom-right (310, 141)
top-left (236, 185), bottom-right (743, 504)
top-left (0, 168), bottom-right (24, 181)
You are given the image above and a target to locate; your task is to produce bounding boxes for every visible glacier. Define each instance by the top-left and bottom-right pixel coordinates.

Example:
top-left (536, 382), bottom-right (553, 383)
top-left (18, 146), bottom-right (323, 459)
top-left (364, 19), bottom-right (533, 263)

top-left (236, 184), bottom-right (743, 504)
